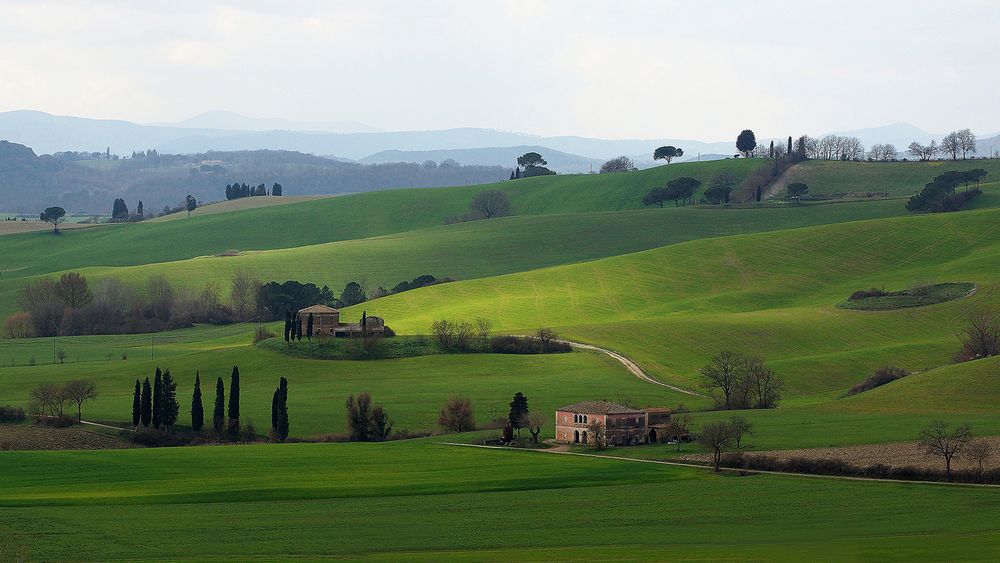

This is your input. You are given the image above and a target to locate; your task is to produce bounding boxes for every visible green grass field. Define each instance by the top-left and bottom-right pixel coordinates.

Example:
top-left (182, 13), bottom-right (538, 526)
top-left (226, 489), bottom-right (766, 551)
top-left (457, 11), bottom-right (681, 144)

top-left (2, 439), bottom-right (1000, 560)
top-left (4, 159), bottom-right (1000, 560)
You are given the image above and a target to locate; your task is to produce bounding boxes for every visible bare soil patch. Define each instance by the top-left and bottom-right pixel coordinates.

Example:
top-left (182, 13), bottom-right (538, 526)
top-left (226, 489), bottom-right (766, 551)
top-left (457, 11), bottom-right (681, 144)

top-left (0, 423), bottom-right (135, 451)
top-left (683, 437), bottom-right (1000, 472)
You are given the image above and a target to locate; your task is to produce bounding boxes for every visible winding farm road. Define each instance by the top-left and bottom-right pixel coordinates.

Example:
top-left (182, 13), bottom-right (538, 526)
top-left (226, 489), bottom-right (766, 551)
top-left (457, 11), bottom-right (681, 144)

top-left (557, 339), bottom-right (708, 398)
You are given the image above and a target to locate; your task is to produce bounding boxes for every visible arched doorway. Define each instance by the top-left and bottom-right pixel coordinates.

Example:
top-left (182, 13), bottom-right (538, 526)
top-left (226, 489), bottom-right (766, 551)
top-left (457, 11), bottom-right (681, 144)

top-left (573, 430), bottom-right (580, 443)
top-left (582, 431), bottom-right (588, 444)
top-left (648, 429), bottom-right (657, 443)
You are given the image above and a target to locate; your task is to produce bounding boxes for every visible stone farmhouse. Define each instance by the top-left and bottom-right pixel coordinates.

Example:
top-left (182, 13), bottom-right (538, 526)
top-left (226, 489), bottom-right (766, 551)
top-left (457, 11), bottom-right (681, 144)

top-left (297, 305), bottom-right (385, 338)
top-left (555, 401), bottom-right (681, 446)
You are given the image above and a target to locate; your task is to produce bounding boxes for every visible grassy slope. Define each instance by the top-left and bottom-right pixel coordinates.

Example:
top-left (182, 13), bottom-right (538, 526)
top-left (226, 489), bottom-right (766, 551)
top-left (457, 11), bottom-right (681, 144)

top-left (775, 159), bottom-right (1000, 196)
top-left (0, 342), bottom-right (698, 437)
top-left (3, 440), bottom-right (1000, 560)
top-left (1, 159), bottom-right (760, 280)
top-left (352, 207), bottom-right (1000, 398)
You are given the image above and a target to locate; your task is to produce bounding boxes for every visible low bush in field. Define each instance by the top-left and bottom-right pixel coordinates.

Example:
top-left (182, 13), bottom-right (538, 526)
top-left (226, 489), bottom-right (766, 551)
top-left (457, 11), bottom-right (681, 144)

top-left (838, 282), bottom-right (974, 311)
top-left (846, 366), bottom-right (910, 396)
top-left (253, 326), bottom-right (276, 343)
top-left (490, 335), bottom-right (572, 354)
top-left (0, 406), bottom-right (26, 423)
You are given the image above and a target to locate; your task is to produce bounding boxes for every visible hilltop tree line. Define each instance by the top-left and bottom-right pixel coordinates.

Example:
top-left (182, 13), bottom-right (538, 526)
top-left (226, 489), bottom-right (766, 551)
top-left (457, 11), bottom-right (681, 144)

top-left (906, 169), bottom-right (987, 213)
top-left (509, 152), bottom-right (556, 179)
top-left (225, 182), bottom-right (283, 200)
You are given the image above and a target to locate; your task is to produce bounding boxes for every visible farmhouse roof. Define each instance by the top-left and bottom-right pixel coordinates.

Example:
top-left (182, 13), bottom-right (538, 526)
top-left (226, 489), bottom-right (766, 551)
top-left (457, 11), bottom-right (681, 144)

top-left (298, 304), bottom-right (339, 314)
top-left (557, 401), bottom-right (644, 415)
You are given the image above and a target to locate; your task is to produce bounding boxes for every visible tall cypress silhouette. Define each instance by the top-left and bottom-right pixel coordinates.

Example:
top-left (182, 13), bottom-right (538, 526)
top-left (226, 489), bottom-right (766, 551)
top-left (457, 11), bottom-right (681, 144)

top-left (152, 367), bottom-right (163, 429)
top-left (213, 377), bottom-right (225, 434)
top-left (276, 377), bottom-right (289, 442)
top-left (131, 380), bottom-right (141, 428)
top-left (191, 372), bottom-right (204, 432)
top-left (140, 377), bottom-right (152, 427)
top-left (161, 369), bottom-right (179, 428)
top-left (228, 365), bottom-right (241, 435)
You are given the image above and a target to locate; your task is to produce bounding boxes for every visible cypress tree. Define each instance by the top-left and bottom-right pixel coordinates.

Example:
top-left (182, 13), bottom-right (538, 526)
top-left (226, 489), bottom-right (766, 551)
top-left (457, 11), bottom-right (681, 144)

top-left (271, 386), bottom-right (279, 435)
top-left (131, 379), bottom-right (141, 428)
top-left (787, 136), bottom-right (793, 155)
top-left (191, 372), bottom-right (204, 432)
top-left (152, 367), bottom-right (163, 429)
top-left (140, 377), bottom-right (152, 427)
top-left (276, 377), bottom-right (289, 442)
top-left (306, 313), bottom-right (314, 341)
top-left (161, 369), bottom-right (179, 428)
top-left (295, 317), bottom-right (302, 341)
top-left (228, 365), bottom-right (240, 435)
top-left (769, 140), bottom-right (775, 158)
top-left (283, 310), bottom-right (291, 342)
top-left (137, 200), bottom-right (144, 217)
top-left (213, 377), bottom-right (225, 433)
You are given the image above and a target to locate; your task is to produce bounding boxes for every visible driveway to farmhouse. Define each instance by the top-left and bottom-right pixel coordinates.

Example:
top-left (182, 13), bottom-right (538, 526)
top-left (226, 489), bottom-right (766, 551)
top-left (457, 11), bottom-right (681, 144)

top-left (557, 339), bottom-right (707, 398)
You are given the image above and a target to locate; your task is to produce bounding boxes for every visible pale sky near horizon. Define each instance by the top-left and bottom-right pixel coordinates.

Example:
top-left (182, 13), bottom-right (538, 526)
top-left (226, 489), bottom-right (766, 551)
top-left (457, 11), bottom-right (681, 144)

top-left (1, 0), bottom-right (997, 140)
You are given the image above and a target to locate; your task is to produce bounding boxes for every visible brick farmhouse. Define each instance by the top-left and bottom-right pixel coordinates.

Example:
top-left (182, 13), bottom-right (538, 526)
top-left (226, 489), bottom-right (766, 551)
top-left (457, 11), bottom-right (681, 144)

top-left (555, 401), bottom-right (681, 446)
top-left (298, 305), bottom-right (385, 338)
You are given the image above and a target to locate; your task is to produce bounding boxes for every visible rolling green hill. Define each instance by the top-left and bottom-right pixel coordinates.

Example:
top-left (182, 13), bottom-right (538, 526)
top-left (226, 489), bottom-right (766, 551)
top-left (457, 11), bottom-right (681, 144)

top-left (774, 159), bottom-right (1000, 197)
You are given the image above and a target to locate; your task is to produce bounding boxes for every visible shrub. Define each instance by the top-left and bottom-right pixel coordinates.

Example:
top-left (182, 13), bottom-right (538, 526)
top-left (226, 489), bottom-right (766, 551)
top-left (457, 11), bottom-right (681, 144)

top-left (0, 405), bottom-right (26, 423)
top-left (849, 288), bottom-right (887, 301)
top-left (490, 335), bottom-right (572, 354)
top-left (846, 366), bottom-right (910, 396)
top-left (253, 326), bottom-right (276, 343)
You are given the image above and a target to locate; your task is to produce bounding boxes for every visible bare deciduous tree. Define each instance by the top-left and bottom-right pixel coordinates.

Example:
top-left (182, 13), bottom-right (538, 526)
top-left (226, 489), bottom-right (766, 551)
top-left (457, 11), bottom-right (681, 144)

top-left (587, 419), bottom-right (606, 449)
top-left (919, 420), bottom-right (972, 481)
top-left (475, 317), bottom-right (492, 350)
top-left (941, 131), bottom-right (961, 160)
top-left (528, 412), bottom-right (545, 443)
top-left (599, 156), bottom-right (638, 174)
top-left (698, 421), bottom-right (733, 472)
top-left (669, 413), bottom-right (692, 452)
top-left (729, 416), bottom-right (752, 449)
top-left (438, 395), bottom-right (476, 433)
top-left (958, 128), bottom-right (977, 159)
top-left (966, 439), bottom-right (993, 476)
top-left (230, 269), bottom-right (261, 321)
top-left (29, 382), bottom-right (69, 418)
top-left (700, 351), bottom-right (745, 409)
top-left (63, 379), bottom-right (98, 422)
top-left (958, 309), bottom-right (1000, 360)
top-left (469, 190), bottom-right (511, 219)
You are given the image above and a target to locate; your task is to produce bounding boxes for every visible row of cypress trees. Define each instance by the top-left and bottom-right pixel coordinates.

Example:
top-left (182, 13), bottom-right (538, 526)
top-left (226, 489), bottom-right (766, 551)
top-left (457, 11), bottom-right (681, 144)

top-left (130, 367), bottom-right (179, 429)
top-left (130, 365), bottom-right (289, 441)
top-left (284, 310), bottom-right (305, 342)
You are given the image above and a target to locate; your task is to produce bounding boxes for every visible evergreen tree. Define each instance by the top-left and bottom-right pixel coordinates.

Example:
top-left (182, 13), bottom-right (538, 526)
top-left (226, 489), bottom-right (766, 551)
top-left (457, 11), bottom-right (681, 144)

top-left (271, 385), bottom-right (279, 434)
top-left (769, 140), bottom-right (774, 158)
top-left (272, 183), bottom-right (283, 196)
top-left (213, 377), bottom-right (225, 433)
top-left (295, 316), bottom-right (302, 341)
top-left (228, 365), bottom-right (240, 435)
top-left (140, 377), bottom-right (152, 427)
top-left (508, 392), bottom-right (529, 436)
top-left (283, 310), bottom-right (291, 342)
top-left (131, 379), bottom-right (141, 428)
top-left (787, 136), bottom-right (793, 155)
top-left (160, 369), bottom-right (179, 427)
top-left (306, 313), bottom-right (314, 341)
top-left (276, 377), bottom-right (289, 442)
top-left (509, 170), bottom-right (515, 180)
top-left (191, 372), bottom-right (204, 432)
top-left (137, 200), bottom-right (144, 217)
top-left (152, 367), bottom-right (163, 429)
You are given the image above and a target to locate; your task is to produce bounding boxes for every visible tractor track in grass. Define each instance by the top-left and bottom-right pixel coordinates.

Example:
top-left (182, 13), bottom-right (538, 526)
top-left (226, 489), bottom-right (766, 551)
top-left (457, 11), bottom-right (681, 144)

top-left (556, 339), bottom-right (708, 398)
top-left (440, 442), bottom-right (1000, 489)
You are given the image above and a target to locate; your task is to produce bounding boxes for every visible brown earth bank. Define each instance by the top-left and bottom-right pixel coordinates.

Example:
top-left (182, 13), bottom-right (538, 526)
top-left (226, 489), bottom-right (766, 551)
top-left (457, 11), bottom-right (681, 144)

top-left (682, 436), bottom-right (1000, 472)
top-left (0, 423), bottom-right (135, 450)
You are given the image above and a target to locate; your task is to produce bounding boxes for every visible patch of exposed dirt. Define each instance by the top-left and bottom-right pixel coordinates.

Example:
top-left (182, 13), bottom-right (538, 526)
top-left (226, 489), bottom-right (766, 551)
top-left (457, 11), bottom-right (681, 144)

top-left (682, 437), bottom-right (1000, 472)
top-left (0, 423), bottom-right (135, 451)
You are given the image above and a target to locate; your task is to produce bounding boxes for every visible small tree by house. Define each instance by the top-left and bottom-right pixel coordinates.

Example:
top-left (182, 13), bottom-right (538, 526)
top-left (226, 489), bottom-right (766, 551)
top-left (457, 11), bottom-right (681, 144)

top-left (306, 313), bottom-right (314, 341)
top-left (919, 420), bottom-right (972, 481)
top-left (729, 416), bottom-right (752, 449)
top-left (786, 183), bottom-right (809, 202)
top-left (587, 419), bottom-right (606, 449)
top-left (698, 421), bottom-right (734, 472)
top-left (528, 412), bottom-right (545, 444)
top-left (508, 392), bottom-right (529, 436)
top-left (438, 395), bottom-right (476, 433)
top-left (669, 413), bottom-right (692, 452)
top-left (213, 377), bottom-right (225, 434)
top-left (63, 379), bottom-right (97, 422)
top-left (40, 206), bottom-right (66, 233)
top-left (191, 372), bottom-right (204, 432)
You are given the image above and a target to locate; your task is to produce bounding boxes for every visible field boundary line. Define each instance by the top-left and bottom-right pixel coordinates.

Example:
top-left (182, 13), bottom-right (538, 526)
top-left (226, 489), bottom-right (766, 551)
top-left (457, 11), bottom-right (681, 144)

top-left (438, 442), bottom-right (1000, 489)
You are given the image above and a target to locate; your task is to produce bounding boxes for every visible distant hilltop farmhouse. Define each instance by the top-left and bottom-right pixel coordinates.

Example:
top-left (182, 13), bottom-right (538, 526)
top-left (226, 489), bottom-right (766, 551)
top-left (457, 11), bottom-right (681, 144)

top-left (298, 305), bottom-right (385, 338)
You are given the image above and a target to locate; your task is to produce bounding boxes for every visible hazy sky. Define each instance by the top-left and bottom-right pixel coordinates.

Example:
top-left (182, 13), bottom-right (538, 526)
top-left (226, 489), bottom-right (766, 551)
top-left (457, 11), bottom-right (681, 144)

top-left (1, 0), bottom-right (997, 140)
